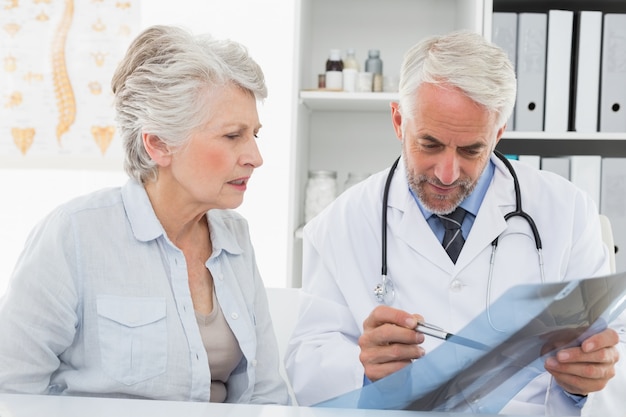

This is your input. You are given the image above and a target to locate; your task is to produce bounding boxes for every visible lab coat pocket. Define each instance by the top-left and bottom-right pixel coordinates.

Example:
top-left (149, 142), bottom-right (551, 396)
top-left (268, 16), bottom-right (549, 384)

top-left (96, 295), bottom-right (167, 385)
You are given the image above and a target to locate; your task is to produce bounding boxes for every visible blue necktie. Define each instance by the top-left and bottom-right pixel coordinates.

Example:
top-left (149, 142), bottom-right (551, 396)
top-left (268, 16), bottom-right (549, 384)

top-left (437, 207), bottom-right (467, 263)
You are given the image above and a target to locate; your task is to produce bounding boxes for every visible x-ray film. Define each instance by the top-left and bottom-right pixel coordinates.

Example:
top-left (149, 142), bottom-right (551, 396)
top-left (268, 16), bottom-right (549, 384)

top-left (315, 272), bottom-right (626, 413)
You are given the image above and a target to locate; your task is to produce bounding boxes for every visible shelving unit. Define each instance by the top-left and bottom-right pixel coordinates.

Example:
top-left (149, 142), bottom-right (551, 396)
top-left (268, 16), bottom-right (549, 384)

top-left (498, 132), bottom-right (626, 157)
top-left (492, 0), bottom-right (626, 157)
top-left (286, 0), bottom-right (626, 287)
top-left (286, 0), bottom-right (488, 287)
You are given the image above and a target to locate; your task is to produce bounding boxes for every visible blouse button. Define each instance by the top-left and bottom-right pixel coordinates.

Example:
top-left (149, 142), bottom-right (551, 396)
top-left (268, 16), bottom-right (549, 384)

top-left (231, 312), bottom-right (239, 320)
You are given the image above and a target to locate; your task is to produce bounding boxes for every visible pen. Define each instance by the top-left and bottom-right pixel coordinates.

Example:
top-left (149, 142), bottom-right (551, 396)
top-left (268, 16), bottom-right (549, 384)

top-left (415, 322), bottom-right (490, 351)
top-left (415, 322), bottom-right (451, 341)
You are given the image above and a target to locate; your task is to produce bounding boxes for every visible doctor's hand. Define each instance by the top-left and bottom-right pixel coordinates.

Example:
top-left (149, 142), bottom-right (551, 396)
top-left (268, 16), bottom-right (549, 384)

top-left (544, 328), bottom-right (620, 396)
top-left (358, 305), bottom-right (426, 382)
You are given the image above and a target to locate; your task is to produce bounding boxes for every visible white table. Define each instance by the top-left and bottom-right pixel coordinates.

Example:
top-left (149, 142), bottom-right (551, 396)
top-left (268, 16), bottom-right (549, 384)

top-left (0, 394), bottom-right (535, 417)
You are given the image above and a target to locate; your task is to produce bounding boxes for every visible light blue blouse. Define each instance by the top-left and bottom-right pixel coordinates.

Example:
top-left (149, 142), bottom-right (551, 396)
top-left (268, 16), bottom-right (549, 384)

top-left (0, 179), bottom-right (289, 404)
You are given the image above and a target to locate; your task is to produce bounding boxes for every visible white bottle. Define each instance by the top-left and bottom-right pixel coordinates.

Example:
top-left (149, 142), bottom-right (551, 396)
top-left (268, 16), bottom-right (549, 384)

top-left (342, 48), bottom-right (359, 92)
top-left (343, 48), bottom-right (360, 71)
top-left (325, 49), bottom-right (343, 90)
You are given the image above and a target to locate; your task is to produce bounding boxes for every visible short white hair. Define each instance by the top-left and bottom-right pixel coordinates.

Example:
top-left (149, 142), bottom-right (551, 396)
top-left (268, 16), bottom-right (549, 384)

top-left (111, 25), bottom-right (267, 183)
top-left (398, 30), bottom-right (516, 132)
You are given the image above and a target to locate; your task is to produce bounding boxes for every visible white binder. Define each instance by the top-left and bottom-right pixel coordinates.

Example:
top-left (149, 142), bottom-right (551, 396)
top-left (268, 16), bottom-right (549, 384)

top-left (515, 13), bottom-right (547, 132)
top-left (544, 9), bottom-right (574, 133)
top-left (600, 158), bottom-right (626, 272)
top-left (540, 157), bottom-right (570, 180)
top-left (573, 11), bottom-right (603, 133)
top-left (600, 14), bottom-right (626, 132)
top-left (492, 12), bottom-right (518, 131)
top-left (570, 155), bottom-right (602, 208)
top-left (518, 155), bottom-right (540, 170)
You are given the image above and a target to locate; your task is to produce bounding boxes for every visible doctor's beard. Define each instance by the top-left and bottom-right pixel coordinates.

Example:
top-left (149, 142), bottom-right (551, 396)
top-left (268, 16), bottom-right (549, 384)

top-left (407, 172), bottom-right (476, 216)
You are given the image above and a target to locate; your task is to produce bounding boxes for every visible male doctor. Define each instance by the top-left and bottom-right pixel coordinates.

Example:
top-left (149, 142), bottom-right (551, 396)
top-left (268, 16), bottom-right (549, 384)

top-left (284, 31), bottom-right (625, 415)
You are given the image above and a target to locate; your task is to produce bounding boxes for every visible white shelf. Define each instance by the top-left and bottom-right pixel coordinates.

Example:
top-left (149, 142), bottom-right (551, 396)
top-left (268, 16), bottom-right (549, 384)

top-left (299, 91), bottom-right (398, 111)
top-left (503, 131), bottom-right (626, 140)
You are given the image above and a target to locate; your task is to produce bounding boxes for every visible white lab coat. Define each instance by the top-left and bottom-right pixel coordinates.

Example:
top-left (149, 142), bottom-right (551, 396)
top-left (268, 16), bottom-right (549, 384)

top-left (285, 154), bottom-right (626, 415)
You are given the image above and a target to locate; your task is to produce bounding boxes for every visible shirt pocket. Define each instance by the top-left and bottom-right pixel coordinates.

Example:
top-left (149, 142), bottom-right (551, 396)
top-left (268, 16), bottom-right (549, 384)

top-left (96, 295), bottom-right (167, 385)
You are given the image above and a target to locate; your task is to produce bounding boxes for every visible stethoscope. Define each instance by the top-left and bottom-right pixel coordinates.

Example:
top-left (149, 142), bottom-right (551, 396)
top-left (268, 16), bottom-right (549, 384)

top-left (373, 150), bottom-right (545, 329)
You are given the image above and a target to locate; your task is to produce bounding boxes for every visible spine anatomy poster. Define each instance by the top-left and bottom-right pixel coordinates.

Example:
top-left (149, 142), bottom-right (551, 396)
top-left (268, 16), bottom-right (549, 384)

top-left (0, 0), bottom-right (140, 157)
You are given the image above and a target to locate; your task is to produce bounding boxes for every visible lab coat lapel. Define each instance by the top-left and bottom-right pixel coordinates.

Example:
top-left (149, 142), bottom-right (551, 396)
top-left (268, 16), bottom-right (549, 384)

top-left (386, 158), bottom-right (453, 270)
top-left (455, 155), bottom-right (515, 268)
top-left (387, 155), bottom-right (517, 272)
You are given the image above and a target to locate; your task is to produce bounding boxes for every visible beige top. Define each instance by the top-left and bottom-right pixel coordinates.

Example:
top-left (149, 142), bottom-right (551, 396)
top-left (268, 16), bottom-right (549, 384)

top-left (195, 291), bottom-right (243, 403)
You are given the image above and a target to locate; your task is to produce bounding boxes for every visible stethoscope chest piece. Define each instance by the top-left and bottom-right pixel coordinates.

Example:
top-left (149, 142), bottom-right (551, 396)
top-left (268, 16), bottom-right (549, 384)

top-left (374, 275), bottom-right (395, 305)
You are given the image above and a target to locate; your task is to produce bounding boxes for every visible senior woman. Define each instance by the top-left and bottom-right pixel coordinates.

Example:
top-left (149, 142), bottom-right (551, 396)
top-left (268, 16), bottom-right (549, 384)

top-left (0, 25), bottom-right (289, 405)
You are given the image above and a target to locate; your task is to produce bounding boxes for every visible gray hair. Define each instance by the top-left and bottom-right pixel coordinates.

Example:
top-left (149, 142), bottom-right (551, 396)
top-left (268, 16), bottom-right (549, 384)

top-left (111, 25), bottom-right (267, 183)
top-left (397, 30), bottom-right (516, 132)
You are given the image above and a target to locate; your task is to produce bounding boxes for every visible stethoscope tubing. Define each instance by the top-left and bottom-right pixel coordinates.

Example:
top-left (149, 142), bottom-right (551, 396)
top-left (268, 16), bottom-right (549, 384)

top-left (492, 151), bottom-right (543, 251)
top-left (381, 156), bottom-right (401, 277)
top-left (376, 150), bottom-right (545, 311)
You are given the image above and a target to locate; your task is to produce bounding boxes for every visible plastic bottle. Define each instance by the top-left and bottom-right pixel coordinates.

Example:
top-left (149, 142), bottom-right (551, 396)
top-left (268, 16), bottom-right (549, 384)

top-left (365, 49), bottom-right (383, 92)
top-left (341, 48), bottom-right (359, 92)
top-left (325, 49), bottom-right (343, 90)
top-left (343, 48), bottom-right (360, 71)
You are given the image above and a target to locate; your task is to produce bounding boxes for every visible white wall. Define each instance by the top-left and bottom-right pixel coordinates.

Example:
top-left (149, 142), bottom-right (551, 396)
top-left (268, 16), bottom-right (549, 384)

top-left (140, 1), bottom-right (297, 288)
top-left (0, 0), bottom-right (296, 294)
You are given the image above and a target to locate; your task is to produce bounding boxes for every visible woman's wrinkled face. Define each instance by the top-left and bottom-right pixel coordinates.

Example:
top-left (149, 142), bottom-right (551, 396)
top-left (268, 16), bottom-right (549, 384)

top-left (167, 84), bottom-right (263, 211)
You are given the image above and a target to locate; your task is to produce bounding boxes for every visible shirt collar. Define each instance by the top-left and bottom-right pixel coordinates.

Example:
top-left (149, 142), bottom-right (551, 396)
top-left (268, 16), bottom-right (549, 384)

top-left (412, 158), bottom-right (495, 219)
top-left (121, 179), bottom-right (165, 242)
top-left (121, 179), bottom-right (243, 256)
top-left (207, 210), bottom-right (244, 257)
